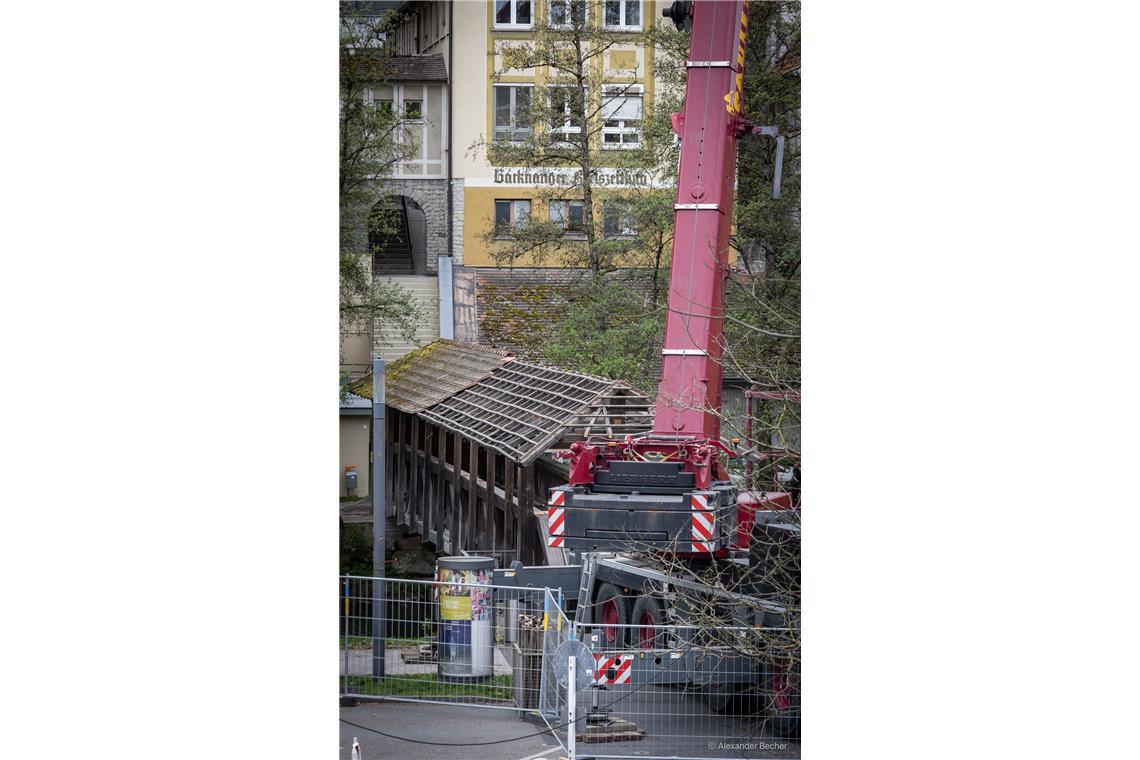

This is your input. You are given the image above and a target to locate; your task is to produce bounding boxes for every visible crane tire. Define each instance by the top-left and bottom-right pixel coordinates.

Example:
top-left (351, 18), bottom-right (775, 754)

top-left (595, 582), bottom-right (629, 648)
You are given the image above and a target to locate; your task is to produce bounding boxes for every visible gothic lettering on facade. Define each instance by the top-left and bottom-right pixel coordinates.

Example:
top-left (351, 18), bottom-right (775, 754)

top-left (492, 167), bottom-right (651, 188)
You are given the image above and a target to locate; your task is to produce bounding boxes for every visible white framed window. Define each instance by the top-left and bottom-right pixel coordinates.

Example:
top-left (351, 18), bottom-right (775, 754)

top-left (603, 200), bottom-right (637, 237)
top-left (549, 0), bottom-right (586, 27)
top-left (494, 0), bottom-right (533, 29)
top-left (550, 200), bottom-right (586, 235)
top-left (364, 84), bottom-right (445, 179)
top-left (548, 85), bottom-right (586, 144)
top-left (494, 199), bottom-right (531, 235)
top-left (603, 0), bottom-right (641, 30)
top-left (494, 84), bottom-right (534, 143)
top-left (601, 85), bottom-right (643, 149)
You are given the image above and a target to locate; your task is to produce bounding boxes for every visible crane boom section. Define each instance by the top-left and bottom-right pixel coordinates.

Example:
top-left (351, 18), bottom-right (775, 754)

top-left (652, 0), bottom-right (748, 441)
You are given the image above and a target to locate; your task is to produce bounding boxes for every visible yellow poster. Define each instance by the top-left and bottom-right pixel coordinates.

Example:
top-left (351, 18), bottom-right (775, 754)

top-left (440, 593), bottom-right (472, 621)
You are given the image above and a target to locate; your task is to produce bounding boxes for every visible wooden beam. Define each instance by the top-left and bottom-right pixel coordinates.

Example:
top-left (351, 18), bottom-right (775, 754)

top-left (424, 426), bottom-right (434, 543)
top-left (504, 462), bottom-right (514, 553)
top-left (450, 430), bottom-right (461, 555)
top-left (467, 438), bottom-right (478, 549)
top-left (516, 465), bottom-right (530, 564)
top-left (395, 411), bottom-right (406, 526)
top-left (409, 417), bottom-right (420, 530)
top-left (486, 448), bottom-right (497, 557)
top-left (432, 427), bottom-right (444, 548)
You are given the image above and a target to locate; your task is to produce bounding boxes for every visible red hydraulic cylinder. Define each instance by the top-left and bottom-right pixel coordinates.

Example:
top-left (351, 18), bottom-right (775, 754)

top-left (652, 0), bottom-right (748, 442)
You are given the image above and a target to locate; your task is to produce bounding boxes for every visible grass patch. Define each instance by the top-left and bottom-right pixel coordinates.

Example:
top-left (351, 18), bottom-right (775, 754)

top-left (344, 673), bottom-right (512, 700)
top-left (343, 637), bottom-right (427, 650)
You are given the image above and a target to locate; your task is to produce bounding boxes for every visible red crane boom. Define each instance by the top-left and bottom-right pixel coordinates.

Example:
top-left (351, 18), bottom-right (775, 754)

top-left (654, 0), bottom-right (747, 442)
top-left (550, 0), bottom-right (792, 557)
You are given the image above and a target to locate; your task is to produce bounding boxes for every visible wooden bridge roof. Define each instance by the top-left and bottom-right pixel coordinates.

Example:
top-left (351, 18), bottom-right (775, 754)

top-left (349, 339), bottom-right (653, 465)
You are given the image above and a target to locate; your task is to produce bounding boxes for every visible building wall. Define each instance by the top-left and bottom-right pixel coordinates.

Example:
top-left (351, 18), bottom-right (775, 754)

top-left (450, 178), bottom-right (465, 265)
top-left (392, 1), bottom-right (451, 58)
top-left (365, 82), bottom-right (447, 179)
top-left (462, 186), bottom-right (660, 267)
top-left (450, 0), bottom-right (659, 179)
top-left (341, 328), bottom-right (373, 379)
top-left (340, 415), bottom-right (371, 498)
top-left (450, 1), bottom-right (669, 268)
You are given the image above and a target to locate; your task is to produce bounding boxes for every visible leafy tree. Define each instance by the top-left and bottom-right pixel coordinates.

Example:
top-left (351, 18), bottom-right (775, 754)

top-left (471, 8), bottom-right (689, 380)
top-left (721, 1), bottom-right (801, 481)
top-left (542, 274), bottom-right (664, 393)
top-left (340, 3), bottom-right (424, 370)
top-left (471, 6), bottom-right (677, 277)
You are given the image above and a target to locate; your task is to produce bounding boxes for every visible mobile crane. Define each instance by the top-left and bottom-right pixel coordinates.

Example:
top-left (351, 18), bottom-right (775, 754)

top-left (492, 0), bottom-right (800, 736)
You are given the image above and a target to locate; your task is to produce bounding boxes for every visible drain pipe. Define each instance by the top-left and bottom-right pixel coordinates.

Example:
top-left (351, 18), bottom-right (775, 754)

top-left (438, 3), bottom-right (455, 341)
top-left (446, 2), bottom-right (453, 264)
top-left (371, 356), bottom-right (386, 679)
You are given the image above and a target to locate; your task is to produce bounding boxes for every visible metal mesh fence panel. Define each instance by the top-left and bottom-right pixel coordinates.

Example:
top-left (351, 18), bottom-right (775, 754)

top-left (568, 621), bottom-right (800, 760)
top-left (339, 575), bottom-right (552, 713)
top-left (539, 588), bottom-right (573, 751)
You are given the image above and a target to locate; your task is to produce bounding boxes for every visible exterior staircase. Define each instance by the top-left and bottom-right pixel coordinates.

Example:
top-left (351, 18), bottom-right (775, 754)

top-left (372, 198), bottom-right (417, 275)
top-left (374, 275), bottom-right (440, 363)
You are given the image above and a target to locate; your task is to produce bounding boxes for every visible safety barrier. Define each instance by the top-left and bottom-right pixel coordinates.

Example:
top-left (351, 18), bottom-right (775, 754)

top-left (338, 577), bottom-right (798, 759)
top-left (565, 621), bottom-right (800, 759)
top-left (339, 577), bottom-right (551, 709)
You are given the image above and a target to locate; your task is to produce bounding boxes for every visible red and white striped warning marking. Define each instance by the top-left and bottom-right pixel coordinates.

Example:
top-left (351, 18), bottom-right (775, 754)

top-left (592, 653), bottom-right (633, 685)
top-left (548, 490), bottom-right (566, 547)
top-left (691, 493), bottom-right (715, 553)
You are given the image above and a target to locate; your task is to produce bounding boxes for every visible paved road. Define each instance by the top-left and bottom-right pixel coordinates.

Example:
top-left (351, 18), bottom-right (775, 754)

top-left (572, 682), bottom-right (799, 759)
top-left (339, 689), bottom-right (799, 760)
top-left (339, 700), bottom-right (563, 760)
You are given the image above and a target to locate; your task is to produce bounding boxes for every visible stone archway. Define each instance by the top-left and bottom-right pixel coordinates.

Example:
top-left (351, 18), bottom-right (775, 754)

top-left (374, 178), bottom-right (447, 274)
top-left (369, 195), bottom-right (424, 275)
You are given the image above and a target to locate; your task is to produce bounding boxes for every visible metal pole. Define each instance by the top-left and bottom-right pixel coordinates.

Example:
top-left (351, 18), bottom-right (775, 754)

top-left (343, 576), bottom-right (350, 694)
top-left (438, 256), bottom-right (454, 340)
top-left (773, 135), bottom-right (785, 199)
top-left (745, 393), bottom-right (754, 492)
top-left (372, 356), bottom-right (387, 679)
top-left (567, 653), bottom-right (577, 760)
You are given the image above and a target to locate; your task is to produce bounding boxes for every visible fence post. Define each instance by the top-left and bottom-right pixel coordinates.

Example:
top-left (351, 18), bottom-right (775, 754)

top-left (567, 653), bottom-right (576, 760)
top-left (343, 577), bottom-right (349, 694)
top-left (372, 356), bottom-right (387, 679)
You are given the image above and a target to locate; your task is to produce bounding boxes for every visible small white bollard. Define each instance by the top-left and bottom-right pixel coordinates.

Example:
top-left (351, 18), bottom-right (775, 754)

top-left (351, 736), bottom-right (361, 760)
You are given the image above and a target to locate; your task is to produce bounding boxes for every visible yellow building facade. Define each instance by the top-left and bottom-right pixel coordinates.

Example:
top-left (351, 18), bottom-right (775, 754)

top-left (448, 0), bottom-right (665, 268)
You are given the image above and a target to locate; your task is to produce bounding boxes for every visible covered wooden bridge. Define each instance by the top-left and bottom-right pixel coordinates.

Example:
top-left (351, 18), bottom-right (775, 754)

top-left (350, 340), bottom-right (652, 566)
